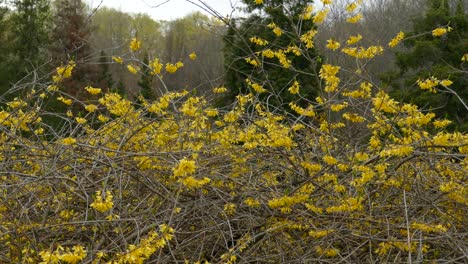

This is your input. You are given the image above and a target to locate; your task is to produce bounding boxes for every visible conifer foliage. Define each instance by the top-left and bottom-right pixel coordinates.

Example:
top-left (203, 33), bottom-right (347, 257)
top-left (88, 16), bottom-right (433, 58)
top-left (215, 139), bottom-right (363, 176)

top-left (383, 0), bottom-right (467, 130)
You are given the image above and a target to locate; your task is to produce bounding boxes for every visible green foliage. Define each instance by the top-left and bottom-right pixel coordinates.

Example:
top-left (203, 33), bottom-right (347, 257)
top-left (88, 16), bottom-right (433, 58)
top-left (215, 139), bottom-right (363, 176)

top-left (138, 53), bottom-right (156, 100)
top-left (221, 0), bottom-right (321, 109)
top-left (97, 51), bottom-right (114, 89)
top-left (0, 2), bottom-right (10, 94)
top-left (383, 0), bottom-right (467, 131)
top-left (10, 0), bottom-right (50, 70)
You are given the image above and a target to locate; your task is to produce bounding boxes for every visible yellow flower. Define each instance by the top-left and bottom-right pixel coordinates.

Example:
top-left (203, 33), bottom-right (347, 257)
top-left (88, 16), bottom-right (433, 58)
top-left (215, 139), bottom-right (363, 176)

top-left (346, 13), bottom-right (362, 23)
top-left (249, 36), bottom-right (269, 46)
top-left (47, 85), bottom-right (59, 92)
top-left (346, 34), bottom-right (362, 45)
top-left (53, 61), bottom-right (75, 82)
top-left (246, 78), bottom-right (266, 93)
top-left (411, 222), bottom-right (447, 233)
top-left (439, 79), bottom-right (453, 86)
top-left (346, 3), bottom-right (357, 12)
top-left (127, 64), bottom-right (140, 74)
top-left (245, 57), bottom-right (260, 67)
top-left (90, 190), bottom-right (114, 212)
top-left (85, 86), bottom-right (101, 95)
top-left (85, 104), bottom-right (98, 112)
top-left (165, 63), bottom-right (178, 73)
top-left (205, 108), bottom-right (218, 117)
top-left (213, 86), bottom-right (227, 93)
top-left (462, 53), bottom-right (468, 61)
top-left (97, 114), bottom-right (109, 122)
top-left (57, 96), bottom-right (73, 106)
top-left (173, 158), bottom-right (196, 177)
top-left (224, 203), bottom-right (236, 215)
top-left (417, 77), bottom-right (439, 93)
top-left (326, 39), bottom-right (341, 50)
top-left (189, 52), bottom-right (197, 60)
top-left (179, 176), bottom-right (210, 189)
top-left (254, 0), bottom-right (263, 4)
top-left (330, 102), bottom-right (348, 112)
top-left (323, 155), bottom-right (338, 165)
top-left (342, 112), bottom-right (365, 122)
top-left (433, 119), bottom-right (452, 128)
top-left (288, 80), bottom-right (300, 94)
top-left (321, 0), bottom-right (332, 4)
top-left (61, 137), bottom-right (77, 145)
top-left (315, 246), bottom-right (339, 257)
top-left (129, 38), bottom-right (141, 51)
top-left (432, 26), bottom-right (452, 37)
top-left (112, 56), bottom-right (123, 64)
top-left (150, 58), bottom-right (163, 75)
top-left (313, 9), bottom-right (329, 24)
top-left (388, 31), bottom-right (405, 47)
top-left (75, 117), bottom-right (87, 124)
top-left (268, 22), bottom-right (282, 36)
top-left (244, 197), bottom-right (261, 207)
top-left (300, 5), bottom-right (314, 20)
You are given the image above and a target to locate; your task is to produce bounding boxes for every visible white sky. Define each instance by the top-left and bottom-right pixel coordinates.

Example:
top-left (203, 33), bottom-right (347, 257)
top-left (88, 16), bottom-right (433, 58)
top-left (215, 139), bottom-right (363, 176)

top-left (86, 0), bottom-right (244, 21)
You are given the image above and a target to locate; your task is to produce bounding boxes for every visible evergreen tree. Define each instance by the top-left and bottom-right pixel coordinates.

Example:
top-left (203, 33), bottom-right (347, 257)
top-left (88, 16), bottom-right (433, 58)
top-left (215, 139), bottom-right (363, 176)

top-left (138, 53), bottom-right (156, 100)
top-left (8, 0), bottom-right (50, 81)
top-left (0, 1), bottom-right (10, 94)
top-left (221, 0), bottom-right (321, 109)
top-left (383, 0), bottom-right (467, 130)
top-left (98, 51), bottom-right (114, 90)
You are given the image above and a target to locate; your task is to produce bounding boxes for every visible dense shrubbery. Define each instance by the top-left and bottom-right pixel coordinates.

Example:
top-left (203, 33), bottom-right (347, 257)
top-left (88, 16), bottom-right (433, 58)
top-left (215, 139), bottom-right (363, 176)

top-left (0, 0), bottom-right (466, 263)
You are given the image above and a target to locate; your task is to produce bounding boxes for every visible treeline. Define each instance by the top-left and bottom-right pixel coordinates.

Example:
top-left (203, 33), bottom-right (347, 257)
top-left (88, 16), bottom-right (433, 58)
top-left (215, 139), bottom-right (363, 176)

top-left (0, 0), bottom-right (466, 129)
top-left (0, 0), bottom-right (225, 101)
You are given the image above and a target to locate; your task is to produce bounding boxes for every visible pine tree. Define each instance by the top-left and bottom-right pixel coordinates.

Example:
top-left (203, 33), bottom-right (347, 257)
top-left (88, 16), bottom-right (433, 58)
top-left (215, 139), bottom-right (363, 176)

top-left (0, 1), bottom-right (10, 94)
top-left (138, 54), bottom-right (156, 100)
top-left (221, 0), bottom-right (321, 109)
top-left (383, 0), bottom-right (467, 130)
top-left (98, 51), bottom-right (114, 90)
top-left (9, 0), bottom-right (50, 79)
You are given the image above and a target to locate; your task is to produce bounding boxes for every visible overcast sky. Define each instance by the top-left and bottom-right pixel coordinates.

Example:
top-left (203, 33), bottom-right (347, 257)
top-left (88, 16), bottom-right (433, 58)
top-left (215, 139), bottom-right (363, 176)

top-left (86, 0), bottom-right (244, 21)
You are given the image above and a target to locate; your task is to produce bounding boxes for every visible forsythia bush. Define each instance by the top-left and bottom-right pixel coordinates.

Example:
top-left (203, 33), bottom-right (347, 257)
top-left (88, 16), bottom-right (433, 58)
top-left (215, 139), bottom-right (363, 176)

top-left (0, 1), bottom-right (466, 263)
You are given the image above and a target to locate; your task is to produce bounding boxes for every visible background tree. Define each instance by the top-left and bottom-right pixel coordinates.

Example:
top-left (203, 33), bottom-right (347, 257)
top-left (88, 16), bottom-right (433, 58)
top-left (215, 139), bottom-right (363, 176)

top-left (0, 0), bottom-right (51, 106)
top-left (382, 0), bottom-right (467, 130)
top-left (163, 12), bottom-right (224, 96)
top-left (0, 1), bottom-right (11, 94)
top-left (97, 50), bottom-right (114, 89)
top-left (316, 0), bottom-right (427, 82)
top-left (50, 0), bottom-right (102, 98)
top-left (221, 0), bottom-right (321, 109)
top-left (138, 53), bottom-right (156, 100)
top-left (10, 0), bottom-right (50, 67)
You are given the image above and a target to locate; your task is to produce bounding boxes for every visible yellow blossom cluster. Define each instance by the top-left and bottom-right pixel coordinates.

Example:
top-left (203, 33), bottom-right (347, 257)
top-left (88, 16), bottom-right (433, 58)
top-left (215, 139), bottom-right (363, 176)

top-left (129, 38), bottom-right (141, 51)
top-left (52, 60), bottom-right (76, 83)
top-left (326, 39), bottom-right (341, 50)
top-left (268, 22), bottom-right (282, 36)
top-left (388, 31), bottom-right (405, 47)
top-left (165, 61), bottom-right (184, 73)
top-left (249, 36), bottom-right (269, 46)
top-left (341, 45), bottom-right (384, 59)
top-left (319, 64), bottom-right (341, 92)
top-left (432, 26), bottom-right (452, 37)
top-left (90, 190), bottom-right (114, 212)
top-left (39, 245), bottom-right (87, 264)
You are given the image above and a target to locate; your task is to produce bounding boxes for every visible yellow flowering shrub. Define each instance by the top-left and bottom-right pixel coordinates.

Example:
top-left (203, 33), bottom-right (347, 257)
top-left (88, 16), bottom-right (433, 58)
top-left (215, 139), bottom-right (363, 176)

top-left (0, 2), bottom-right (466, 264)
